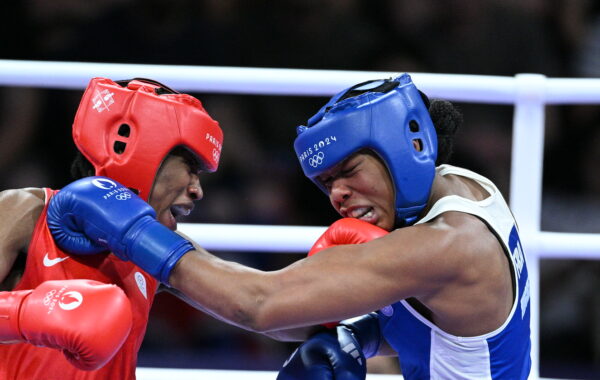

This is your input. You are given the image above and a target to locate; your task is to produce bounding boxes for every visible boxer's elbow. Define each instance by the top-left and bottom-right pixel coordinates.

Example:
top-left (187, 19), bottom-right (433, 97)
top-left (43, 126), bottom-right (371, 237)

top-left (230, 288), bottom-right (283, 333)
top-left (233, 295), bottom-right (276, 333)
top-left (246, 311), bottom-right (284, 334)
top-left (226, 272), bottom-right (294, 333)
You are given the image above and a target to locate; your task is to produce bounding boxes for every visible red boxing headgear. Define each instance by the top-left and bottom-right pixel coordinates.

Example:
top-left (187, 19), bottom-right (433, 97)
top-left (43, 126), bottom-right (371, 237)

top-left (73, 77), bottom-right (223, 200)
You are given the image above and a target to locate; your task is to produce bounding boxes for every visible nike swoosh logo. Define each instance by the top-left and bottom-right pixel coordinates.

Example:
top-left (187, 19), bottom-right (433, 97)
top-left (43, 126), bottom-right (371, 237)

top-left (43, 253), bottom-right (70, 267)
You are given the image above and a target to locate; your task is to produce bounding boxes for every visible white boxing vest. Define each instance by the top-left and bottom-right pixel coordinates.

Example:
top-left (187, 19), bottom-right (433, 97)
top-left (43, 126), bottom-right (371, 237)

top-left (378, 165), bottom-right (531, 379)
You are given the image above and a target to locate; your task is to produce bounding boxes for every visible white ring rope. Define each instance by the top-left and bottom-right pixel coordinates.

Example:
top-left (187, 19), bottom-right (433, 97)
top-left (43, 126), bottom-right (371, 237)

top-left (1, 59), bottom-right (593, 380)
top-left (2, 59), bottom-right (600, 103)
top-left (179, 223), bottom-right (600, 260)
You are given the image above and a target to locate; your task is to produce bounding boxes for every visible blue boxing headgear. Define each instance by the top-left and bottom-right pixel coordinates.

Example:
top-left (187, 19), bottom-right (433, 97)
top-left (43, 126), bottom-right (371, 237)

top-left (294, 74), bottom-right (437, 226)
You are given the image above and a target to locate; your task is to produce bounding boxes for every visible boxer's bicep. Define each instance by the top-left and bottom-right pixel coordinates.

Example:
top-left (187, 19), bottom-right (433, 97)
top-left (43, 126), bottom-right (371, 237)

top-left (260, 224), bottom-right (456, 330)
top-left (0, 188), bottom-right (44, 282)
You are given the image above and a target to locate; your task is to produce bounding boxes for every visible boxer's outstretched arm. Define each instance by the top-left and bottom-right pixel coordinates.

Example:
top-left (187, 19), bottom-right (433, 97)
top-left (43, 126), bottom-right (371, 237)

top-left (0, 188), bottom-right (44, 284)
top-left (172, 230), bottom-right (320, 341)
top-left (49, 177), bottom-right (463, 333)
top-left (167, 219), bottom-right (455, 333)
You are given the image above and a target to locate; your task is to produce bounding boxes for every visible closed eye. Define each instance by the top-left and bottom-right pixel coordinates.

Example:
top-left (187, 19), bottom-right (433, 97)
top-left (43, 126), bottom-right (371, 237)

top-left (321, 176), bottom-right (334, 192)
top-left (340, 163), bottom-right (358, 178)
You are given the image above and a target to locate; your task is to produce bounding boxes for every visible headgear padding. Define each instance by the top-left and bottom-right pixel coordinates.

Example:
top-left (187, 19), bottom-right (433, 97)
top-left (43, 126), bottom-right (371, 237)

top-left (294, 74), bottom-right (437, 226)
top-left (73, 77), bottom-right (223, 200)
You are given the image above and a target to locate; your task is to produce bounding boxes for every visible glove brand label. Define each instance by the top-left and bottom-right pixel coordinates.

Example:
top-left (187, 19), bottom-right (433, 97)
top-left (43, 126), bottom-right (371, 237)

top-left (342, 342), bottom-right (363, 366)
top-left (101, 187), bottom-right (131, 200)
top-left (91, 177), bottom-right (134, 200)
top-left (91, 89), bottom-right (115, 113)
top-left (380, 305), bottom-right (394, 317)
top-left (58, 291), bottom-right (84, 311)
top-left (43, 286), bottom-right (83, 314)
top-left (92, 178), bottom-right (118, 190)
top-left (43, 289), bottom-right (57, 306)
top-left (115, 192), bottom-right (132, 201)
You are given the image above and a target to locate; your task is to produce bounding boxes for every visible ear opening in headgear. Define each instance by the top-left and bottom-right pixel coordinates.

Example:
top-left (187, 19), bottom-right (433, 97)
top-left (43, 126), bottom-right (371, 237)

top-left (409, 120), bottom-right (420, 132)
top-left (117, 124), bottom-right (131, 137)
top-left (412, 139), bottom-right (423, 152)
top-left (113, 141), bottom-right (127, 154)
top-left (113, 123), bottom-right (131, 155)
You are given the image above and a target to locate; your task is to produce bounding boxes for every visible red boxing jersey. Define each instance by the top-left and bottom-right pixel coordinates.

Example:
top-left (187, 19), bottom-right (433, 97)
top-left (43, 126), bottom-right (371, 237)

top-left (0, 189), bottom-right (159, 379)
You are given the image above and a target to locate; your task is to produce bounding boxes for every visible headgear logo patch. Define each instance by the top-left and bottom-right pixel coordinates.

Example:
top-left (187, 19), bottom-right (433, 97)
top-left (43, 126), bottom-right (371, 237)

top-left (91, 89), bottom-right (115, 113)
top-left (308, 152), bottom-right (325, 168)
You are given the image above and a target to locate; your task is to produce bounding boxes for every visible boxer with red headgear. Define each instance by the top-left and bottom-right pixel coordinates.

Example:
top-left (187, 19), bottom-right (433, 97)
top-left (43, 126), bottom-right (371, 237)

top-left (0, 77), bottom-right (223, 379)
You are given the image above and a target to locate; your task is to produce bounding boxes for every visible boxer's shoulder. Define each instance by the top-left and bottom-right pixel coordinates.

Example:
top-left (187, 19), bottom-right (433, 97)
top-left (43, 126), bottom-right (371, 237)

top-left (0, 187), bottom-right (46, 252)
top-left (0, 187), bottom-right (46, 209)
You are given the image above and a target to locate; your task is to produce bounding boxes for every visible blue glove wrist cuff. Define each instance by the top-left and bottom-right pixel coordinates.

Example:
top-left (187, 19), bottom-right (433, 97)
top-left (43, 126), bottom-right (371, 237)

top-left (123, 216), bottom-right (194, 284)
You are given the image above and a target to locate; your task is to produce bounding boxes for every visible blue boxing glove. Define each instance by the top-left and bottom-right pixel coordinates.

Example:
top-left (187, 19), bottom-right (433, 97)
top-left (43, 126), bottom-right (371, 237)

top-left (47, 176), bottom-right (193, 284)
top-left (277, 313), bottom-right (382, 380)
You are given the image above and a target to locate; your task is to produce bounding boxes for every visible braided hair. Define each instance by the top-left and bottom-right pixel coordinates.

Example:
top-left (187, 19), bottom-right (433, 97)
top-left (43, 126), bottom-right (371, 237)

top-left (428, 99), bottom-right (462, 165)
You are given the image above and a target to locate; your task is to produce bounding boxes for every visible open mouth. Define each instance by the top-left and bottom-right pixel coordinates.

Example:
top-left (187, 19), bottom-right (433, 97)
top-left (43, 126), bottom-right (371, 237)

top-left (348, 206), bottom-right (374, 220)
top-left (170, 204), bottom-right (193, 218)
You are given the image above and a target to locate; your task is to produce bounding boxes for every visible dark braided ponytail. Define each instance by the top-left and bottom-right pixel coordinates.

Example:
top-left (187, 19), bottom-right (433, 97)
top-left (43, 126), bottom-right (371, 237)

top-left (428, 99), bottom-right (462, 165)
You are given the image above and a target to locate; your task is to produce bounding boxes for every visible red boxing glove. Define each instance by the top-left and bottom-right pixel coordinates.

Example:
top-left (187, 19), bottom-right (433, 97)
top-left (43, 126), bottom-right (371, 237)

top-left (309, 218), bottom-right (388, 257)
top-left (309, 218), bottom-right (388, 328)
top-left (0, 279), bottom-right (132, 371)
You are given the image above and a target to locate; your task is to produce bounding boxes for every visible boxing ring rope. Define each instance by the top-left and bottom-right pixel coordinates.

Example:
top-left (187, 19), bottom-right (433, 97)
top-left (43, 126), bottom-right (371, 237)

top-left (2, 59), bottom-right (598, 380)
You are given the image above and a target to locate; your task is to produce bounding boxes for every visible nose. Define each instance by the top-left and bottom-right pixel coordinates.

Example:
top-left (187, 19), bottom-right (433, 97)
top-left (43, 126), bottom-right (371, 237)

top-left (188, 175), bottom-right (204, 201)
top-left (329, 178), bottom-right (351, 207)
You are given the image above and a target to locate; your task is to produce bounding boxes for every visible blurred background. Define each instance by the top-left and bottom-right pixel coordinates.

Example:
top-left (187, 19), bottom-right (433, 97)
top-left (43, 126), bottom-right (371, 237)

top-left (1, 0), bottom-right (600, 378)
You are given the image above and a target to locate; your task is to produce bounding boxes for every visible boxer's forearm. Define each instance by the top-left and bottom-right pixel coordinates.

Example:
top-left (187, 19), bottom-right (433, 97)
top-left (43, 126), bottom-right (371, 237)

top-left (177, 292), bottom-right (317, 343)
top-left (169, 248), bottom-right (276, 332)
top-left (168, 243), bottom-right (391, 334)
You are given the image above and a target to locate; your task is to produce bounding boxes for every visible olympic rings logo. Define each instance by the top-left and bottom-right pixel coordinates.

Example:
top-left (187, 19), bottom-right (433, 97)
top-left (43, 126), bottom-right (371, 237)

top-left (115, 192), bottom-right (132, 201)
top-left (43, 289), bottom-right (57, 306)
top-left (212, 148), bottom-right (220, 163)
top-left (308, 152), bottom-right (325, 168)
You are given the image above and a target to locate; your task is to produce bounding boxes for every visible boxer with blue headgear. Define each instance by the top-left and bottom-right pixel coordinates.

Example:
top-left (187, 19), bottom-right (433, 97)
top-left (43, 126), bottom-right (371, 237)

top-left (294, 74), bottom-right (437, 226)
